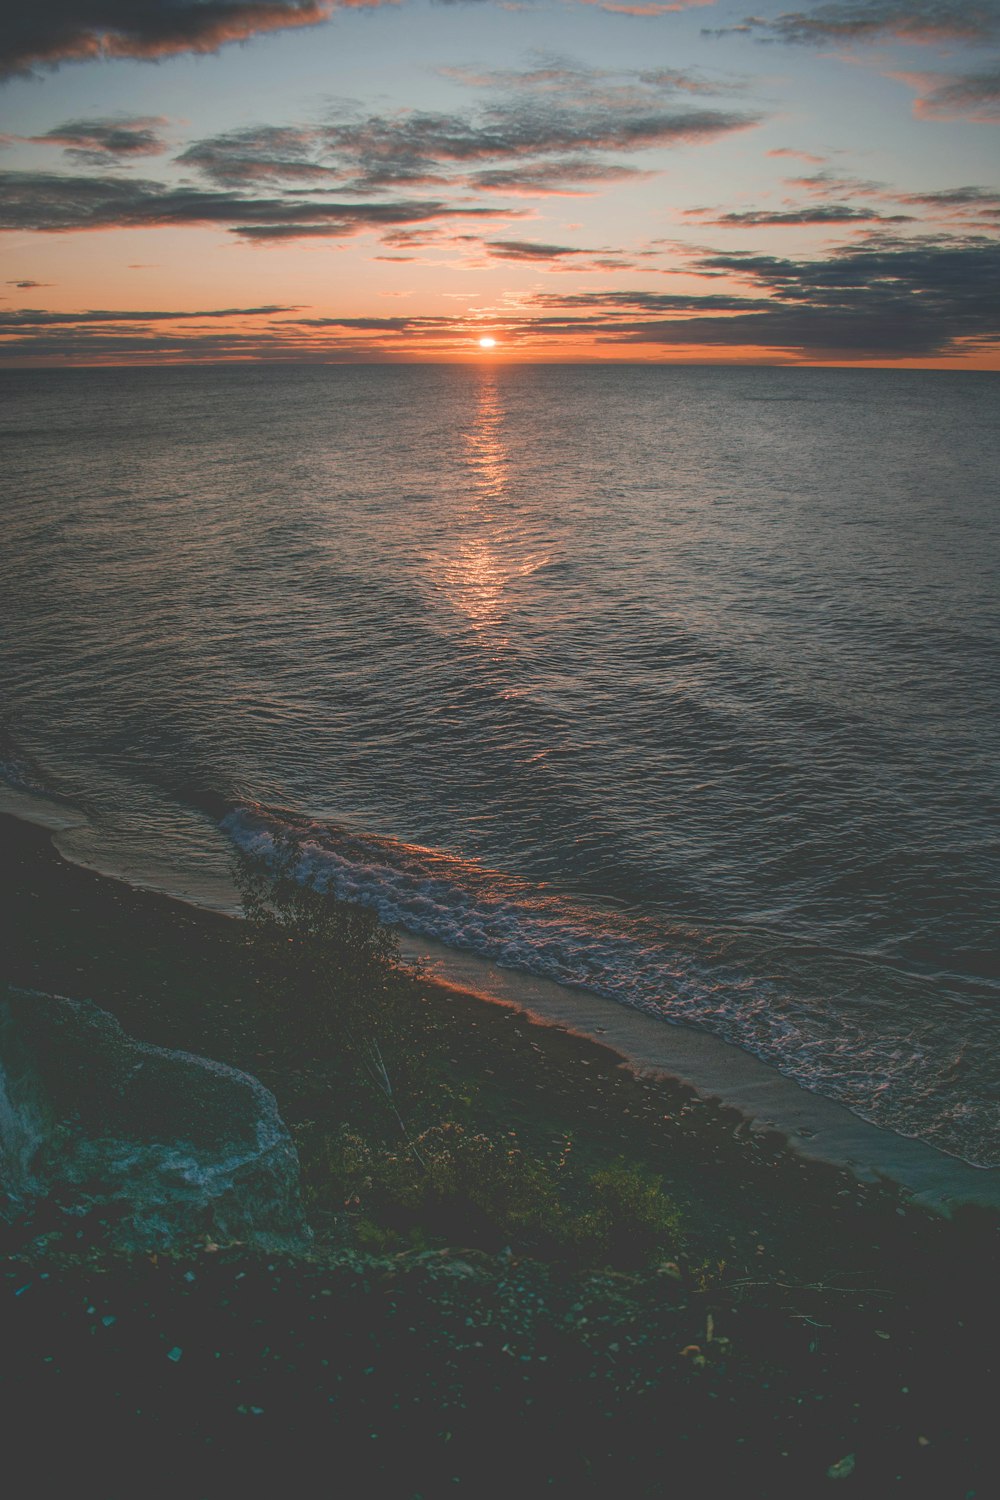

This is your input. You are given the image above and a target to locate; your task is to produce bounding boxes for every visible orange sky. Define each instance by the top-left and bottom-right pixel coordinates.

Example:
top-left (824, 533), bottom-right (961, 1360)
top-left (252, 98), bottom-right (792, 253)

top-left (2, 1), bottom-right (998, 367)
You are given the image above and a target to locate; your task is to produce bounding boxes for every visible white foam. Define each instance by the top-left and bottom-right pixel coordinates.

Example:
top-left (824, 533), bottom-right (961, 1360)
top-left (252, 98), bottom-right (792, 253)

top-left (224, 807), bottom-right (1000, 1170)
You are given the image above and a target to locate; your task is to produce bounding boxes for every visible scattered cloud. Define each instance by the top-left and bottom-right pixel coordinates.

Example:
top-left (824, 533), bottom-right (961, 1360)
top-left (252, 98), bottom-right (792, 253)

top-left (484, 238), bottom-right (601, 259)
top-left (6, 235), bottom-right (996, 363)
top-left (767, 146), bottom-right (826, 162)
top-left (783, 169), bottom-right (885, 196)
top-left (176, 66), bottom-right (758, 202)
top-left (0, 169), bottom-right (522, 240)
top-left (0, 1), bottom-right (345, 81)
top-left (521, 236), bottom-right (1000, 357)
top-left (278, 314), bottom-right (451, 329)
top-left (776, 168), bottom-right (1000, 226)
top-left (479, 237), bottom-right (641, 268)
top-left (900, 184), bottom-right (1000, 211)
top-left (467, 158), bottom-right (653, 195)
top-left (26, 117), bottom-right (170, 164)
top-left (530, 287), bottom-right (774, 311)
top-left (321, 100), bottom-right (749, 181)
top-left (577, 0), bottom-right (718, 15)
top-left (892, 65), bottom-right (1000, 123)
top-left (0, 305), bottom-right (292, 326)
top-left (892, 184), bottom-right (1000, 228)
top-left (684, 203), bottom-right (913, 224)
top-left (175, 126), bottom-right (346, 188)
top-left (709, 2), bottom-right (1000, 47)
top-left (1, 22), bottom-right (995, 368)
top-left (438, 59), bottom-right (735, 97)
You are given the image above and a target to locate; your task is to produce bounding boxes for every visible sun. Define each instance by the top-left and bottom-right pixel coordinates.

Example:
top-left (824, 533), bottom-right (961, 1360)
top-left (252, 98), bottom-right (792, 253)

top-left (478, 336), bottom-right (497, 349)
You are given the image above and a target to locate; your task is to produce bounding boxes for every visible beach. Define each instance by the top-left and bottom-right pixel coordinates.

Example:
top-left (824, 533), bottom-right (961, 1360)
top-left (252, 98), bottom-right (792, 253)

top-left (2, 810), bottom-right (997, 1497)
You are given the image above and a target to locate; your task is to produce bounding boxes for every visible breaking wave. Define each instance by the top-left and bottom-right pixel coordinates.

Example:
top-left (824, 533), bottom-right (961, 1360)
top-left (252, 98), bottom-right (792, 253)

top-left (224, 807), bottom-right (1000, 1168)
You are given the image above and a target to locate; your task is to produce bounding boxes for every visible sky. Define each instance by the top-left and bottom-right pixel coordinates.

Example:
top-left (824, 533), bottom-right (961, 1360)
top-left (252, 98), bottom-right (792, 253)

top-left (1, 0), bottom-right (998, 366)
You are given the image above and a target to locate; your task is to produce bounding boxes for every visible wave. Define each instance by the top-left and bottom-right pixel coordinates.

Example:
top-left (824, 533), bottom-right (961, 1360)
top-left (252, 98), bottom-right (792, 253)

top-left (223, 807), bottom-right (1000, 1168)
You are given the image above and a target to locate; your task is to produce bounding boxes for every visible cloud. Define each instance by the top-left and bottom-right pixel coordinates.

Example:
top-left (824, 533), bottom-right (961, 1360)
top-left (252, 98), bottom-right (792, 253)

top-left (885, 186), bottom-right (1000, 230)
top-left (0, 2), bottom-right (344, 81)
top-left (3, 236), bottom-right (998, 362)
top-left (467, 158), bottom-right (653, 195)
top-left (685, 203), bottom-right (913, 224)
top-left (6, 278), bottom-right (53, 288)
top-left (438, 58), bottom-right (735, 97)
top-left (0, 169), bottom-right (521, 239)
top-left (318, 100), bottom-right (753, 182)
top-left (531, 288), bottom-right (774, 311)
top-left (484, 239), bottom-right (599, 260)
top-left (26, 117), bottom-right (170, 164)
top-left (0, 305), bottom-right (291, 325)
top-left (528, 236), bottom-right (1000, 357)
top-left (0, 328), bottom-right (333, 362)
top-left (894, 65), bottom-right (1000, 122)
top-left (678, 162), bottom-right (1000, 232)
top-left (0, 309), bottom-right (478, 363)
top-left (576, 0), bottom-right (718, 15)
top-left (779, 168), bottom-right (1000, 224)
top-left (232, 207), bottom-right (511, 239)
top-left (279, 314), bottom-right (450, 328)
top-left (175, 126), bottom-right (345, 187)
top-left (710, 2), bottom-right (1000, 46)
top-left (477, 237), bottom-right (643, 268)
top-left (176, 67), bottom-right (758, 204)
top-left (767, 146), bottom-right (827, 162)
top-left (904, 185), bottom-right (1000, 205)
top-left (782, 168), bottom-right (884, 196)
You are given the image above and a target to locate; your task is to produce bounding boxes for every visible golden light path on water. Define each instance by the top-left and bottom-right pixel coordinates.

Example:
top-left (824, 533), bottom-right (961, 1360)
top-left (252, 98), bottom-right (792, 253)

top-left (429, 372), bottom-right (550, 642)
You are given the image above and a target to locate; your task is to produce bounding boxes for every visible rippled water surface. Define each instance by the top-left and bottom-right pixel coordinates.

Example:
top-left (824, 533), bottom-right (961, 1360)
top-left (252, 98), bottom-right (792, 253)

top-left (2, 364), bottom-right (998, 1162)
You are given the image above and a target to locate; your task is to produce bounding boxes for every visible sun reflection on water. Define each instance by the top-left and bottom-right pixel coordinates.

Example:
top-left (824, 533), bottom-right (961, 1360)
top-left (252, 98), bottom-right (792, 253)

top-left (430, 371), bottom-right (549, 639)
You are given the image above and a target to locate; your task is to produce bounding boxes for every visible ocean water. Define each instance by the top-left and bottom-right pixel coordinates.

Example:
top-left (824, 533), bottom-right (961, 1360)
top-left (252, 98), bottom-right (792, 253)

top-left (2, 363), bottom-right (998, 1167)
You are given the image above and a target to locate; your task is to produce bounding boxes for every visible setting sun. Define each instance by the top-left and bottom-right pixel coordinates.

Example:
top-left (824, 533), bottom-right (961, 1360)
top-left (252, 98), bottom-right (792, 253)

top-left (478, 337), bottom-right (497, 349)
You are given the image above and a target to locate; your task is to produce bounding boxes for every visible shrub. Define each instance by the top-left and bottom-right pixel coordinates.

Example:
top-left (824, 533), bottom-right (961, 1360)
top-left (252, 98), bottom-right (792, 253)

top-left (330, 1122), bottom-right (566, 1253)
top-left (232, 835), bottom-right (413, 1128)
top-left (325, 1127), bottom-right (682, 1268)
top-left (574, 1162), bottom-right (682, 1270)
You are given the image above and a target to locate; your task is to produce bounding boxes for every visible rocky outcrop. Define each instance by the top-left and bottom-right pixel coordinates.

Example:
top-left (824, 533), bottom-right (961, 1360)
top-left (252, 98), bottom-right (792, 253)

top-left (0, 986), bottom-right (309, 1251)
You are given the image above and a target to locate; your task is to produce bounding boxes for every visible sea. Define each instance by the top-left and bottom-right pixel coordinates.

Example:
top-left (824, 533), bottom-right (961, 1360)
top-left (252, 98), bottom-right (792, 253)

top-left (2, 362), bottom-right (998, 1183)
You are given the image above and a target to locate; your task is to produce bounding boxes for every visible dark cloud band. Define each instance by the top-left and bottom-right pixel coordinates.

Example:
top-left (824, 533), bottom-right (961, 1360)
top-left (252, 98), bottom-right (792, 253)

top-left (4, 237), bottom-right (997, 363)
top-left (0, 170), bottom-right (520, 239)
top-left (710, 2), bottom-right (1000, 46)
top-left (0, 2), bottom-right (337, 80)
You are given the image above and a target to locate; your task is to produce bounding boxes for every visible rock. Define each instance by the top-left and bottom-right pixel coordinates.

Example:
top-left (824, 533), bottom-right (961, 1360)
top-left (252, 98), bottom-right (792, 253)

top-left (1, 985), bottom-right (310, 1251)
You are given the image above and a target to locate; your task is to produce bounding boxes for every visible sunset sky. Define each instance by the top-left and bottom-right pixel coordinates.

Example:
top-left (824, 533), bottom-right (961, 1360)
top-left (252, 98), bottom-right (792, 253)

top-left (2, 0), bottom-right (998, 366)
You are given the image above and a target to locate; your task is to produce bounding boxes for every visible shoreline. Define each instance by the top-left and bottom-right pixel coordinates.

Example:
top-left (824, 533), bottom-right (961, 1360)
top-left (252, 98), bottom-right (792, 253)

top-left (2, 786), bottom-right (997, 1214)
top-left (398, 934), bottom-right (1000, 1213)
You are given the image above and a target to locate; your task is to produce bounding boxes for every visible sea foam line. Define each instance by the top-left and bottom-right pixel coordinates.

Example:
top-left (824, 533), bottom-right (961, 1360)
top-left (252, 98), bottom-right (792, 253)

top-left (222, 807), bottom-right (1000, 1168)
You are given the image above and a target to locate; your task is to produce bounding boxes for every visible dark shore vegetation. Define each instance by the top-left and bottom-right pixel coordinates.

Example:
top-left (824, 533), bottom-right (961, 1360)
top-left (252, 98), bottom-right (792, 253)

top-left (233, 835), bottom-right (684, 1268)
top-left (1, 814), bottom-right (996, 1498)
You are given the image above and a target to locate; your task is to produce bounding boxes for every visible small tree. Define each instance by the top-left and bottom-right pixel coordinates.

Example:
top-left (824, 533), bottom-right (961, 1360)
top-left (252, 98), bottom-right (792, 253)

top-left (232, 835), bottom-right (411, 1137)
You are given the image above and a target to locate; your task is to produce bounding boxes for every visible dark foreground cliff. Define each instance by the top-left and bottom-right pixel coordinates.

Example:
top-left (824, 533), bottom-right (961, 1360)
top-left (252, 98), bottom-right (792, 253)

top-left (1, 814), bottom-right (996, 1499)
